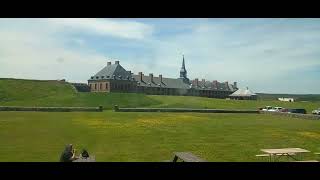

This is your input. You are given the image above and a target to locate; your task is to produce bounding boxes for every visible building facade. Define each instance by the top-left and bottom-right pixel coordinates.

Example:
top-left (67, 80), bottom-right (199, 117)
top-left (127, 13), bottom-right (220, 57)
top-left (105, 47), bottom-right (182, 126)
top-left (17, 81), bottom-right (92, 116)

top-left (88, 56), bottom-right (238, 98)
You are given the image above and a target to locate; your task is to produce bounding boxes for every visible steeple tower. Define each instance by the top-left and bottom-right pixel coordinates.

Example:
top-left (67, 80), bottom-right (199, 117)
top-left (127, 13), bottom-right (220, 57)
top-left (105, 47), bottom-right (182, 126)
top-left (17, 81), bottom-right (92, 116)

top-left (180, 55), bottom-right (187, 79)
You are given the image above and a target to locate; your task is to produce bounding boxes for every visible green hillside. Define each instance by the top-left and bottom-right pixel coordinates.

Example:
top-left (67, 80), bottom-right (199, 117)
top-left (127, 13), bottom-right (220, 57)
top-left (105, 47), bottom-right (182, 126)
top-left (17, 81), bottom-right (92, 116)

top-left (0, 78), bottom-right (159, 109)
top-left (0, 78), bottom-right (319, 112)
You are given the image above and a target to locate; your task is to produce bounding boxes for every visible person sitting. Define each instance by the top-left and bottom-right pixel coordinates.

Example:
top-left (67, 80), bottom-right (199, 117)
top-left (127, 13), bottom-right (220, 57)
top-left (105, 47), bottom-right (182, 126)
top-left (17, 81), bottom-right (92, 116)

top-left (59, 144), bottom-right (79, 162)
top-left (80, 149), bottom-right (90, 159)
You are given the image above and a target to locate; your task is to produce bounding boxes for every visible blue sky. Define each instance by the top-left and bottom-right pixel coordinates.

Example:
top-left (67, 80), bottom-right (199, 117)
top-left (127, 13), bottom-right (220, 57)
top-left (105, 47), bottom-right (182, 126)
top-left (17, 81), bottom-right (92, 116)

top-left (0, 18), bottom-right (319, 94)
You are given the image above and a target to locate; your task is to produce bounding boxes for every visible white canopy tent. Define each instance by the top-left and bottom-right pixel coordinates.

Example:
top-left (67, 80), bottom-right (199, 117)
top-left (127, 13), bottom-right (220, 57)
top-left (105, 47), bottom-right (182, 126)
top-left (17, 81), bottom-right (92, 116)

top-left (229, 87), bottom-right (257, 100)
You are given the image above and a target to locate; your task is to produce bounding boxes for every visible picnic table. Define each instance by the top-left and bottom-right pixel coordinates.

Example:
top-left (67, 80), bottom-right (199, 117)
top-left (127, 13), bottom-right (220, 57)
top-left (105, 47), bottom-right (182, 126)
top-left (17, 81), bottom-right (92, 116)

top-left (260, 148), bottom-right (310, 162)
top-left (73, 156), bottom-right (96, 162)
top-left (172, 152), bottom-right (206, 162)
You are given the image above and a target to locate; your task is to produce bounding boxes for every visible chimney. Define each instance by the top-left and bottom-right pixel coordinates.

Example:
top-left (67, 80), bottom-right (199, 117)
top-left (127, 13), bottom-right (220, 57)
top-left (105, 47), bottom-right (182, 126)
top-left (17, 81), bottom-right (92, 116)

top-left (115, 60), bottom-right (119, 65)
top-left (195, 78), bottom-right (199, 87)
top-left (107, 62), bottom-right (111, 66)
top-left (233, 82), bottom-right (237, 88)
top-left (159, 74), bottom-right (163, 83)
top-left (138, 72), bottom-right (143, 81)
top-left (149, 73), bottom-right (153, 82)
top-left (213, 80), bottom-right (218, 89)
top-left (225, 81), bottom-right (229, 90)
top-left (202, 79), bottom-right (205, 87)
top-left (128, 71), bottom-right (131, 75)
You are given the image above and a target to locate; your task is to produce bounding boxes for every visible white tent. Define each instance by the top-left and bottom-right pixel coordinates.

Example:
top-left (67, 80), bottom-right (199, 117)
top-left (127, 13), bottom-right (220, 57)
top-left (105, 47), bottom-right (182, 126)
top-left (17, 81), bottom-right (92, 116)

top-left (229, 87), bottom-right (257, 100)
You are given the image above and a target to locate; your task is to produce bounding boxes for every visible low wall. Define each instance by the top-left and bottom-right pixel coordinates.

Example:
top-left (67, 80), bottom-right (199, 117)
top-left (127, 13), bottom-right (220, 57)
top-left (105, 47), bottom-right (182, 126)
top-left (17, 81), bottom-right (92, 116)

top-left (0, 106), bottom-right (103, 112)
top-left (114, 106), bottom-right (258, 113)
top-left (259, 111), bottom-right (320, 120)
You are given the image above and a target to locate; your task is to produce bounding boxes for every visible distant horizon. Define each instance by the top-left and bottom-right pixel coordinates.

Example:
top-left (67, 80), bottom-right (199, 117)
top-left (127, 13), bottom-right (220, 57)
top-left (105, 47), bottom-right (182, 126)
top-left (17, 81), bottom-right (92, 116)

top-left (0, 18), bottom-right (319, 94)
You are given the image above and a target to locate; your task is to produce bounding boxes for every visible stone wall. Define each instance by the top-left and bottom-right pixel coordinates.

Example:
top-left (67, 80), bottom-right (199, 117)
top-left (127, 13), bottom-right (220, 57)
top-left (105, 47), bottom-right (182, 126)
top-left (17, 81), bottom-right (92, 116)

top-left (114, 106), bottom-right (259, 113)
top-left (0, 106), bottom-right (103, 112)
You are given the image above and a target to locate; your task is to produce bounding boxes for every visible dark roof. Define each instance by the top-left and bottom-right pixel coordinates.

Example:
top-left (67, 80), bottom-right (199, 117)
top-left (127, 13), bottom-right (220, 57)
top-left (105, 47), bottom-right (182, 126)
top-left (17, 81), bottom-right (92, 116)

top-left (89, 63), bottom-right (133, 81)
top-left (132, 74), bottom-right (190, 89)
top-left (190, 79), bottom-right (236, 91)
top-left (133, 74), bottom-right (236, 91)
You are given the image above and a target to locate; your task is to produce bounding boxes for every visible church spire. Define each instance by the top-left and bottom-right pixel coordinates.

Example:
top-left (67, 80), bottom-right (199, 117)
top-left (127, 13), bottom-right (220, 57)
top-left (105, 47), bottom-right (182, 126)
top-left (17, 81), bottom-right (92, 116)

top-left (182, 55), bottom-right (185, 70)
top-left (180, 54), bottom-right (187, 79)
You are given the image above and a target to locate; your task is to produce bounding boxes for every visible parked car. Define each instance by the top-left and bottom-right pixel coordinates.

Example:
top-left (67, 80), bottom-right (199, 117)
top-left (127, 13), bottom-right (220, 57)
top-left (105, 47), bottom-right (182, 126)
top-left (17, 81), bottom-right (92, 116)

top-left (280, 108), bottom-right (289, 113)
top-left (269, 107), bottom-right (283, 112)
top-left (288, 109), bottom-right (307, 114)
top-left (312, 108), bottom-right (320, 115)
top-left (262, 106), bottom-right (273, 111)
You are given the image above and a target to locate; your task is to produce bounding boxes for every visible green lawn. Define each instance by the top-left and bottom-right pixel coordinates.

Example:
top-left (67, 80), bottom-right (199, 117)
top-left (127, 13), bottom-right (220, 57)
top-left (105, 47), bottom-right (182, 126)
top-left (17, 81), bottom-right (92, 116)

top-left (1, 78), bottom-right (320, 162)
top-left (1, 111), bottom-right (320, 162)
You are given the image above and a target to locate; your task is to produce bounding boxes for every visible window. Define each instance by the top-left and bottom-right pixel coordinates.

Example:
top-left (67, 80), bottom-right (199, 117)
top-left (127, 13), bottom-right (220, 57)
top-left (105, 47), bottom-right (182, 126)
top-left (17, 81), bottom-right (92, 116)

top-left (100, 83), bottom-right (102, 90)
top-left (95, 84), bottom-right (97, 90)
top-left (106, 83), bottom-right (108, 90)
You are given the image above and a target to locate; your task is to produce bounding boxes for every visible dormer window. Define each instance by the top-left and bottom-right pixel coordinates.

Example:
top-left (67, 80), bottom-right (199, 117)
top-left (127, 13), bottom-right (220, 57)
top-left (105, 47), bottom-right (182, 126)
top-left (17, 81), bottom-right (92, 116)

top-left (106, 76), bottom-right (110, 78)
top-left (101, 76), bottom-right (104, 79)
top-left (91, 76), bottom-right (94, 79)
top-left (96, 76), bottom-right (99, 79)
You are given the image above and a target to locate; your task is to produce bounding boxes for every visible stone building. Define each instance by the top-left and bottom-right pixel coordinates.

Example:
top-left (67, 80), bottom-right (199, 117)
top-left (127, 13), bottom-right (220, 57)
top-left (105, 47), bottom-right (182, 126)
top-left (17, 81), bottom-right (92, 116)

top-left (88, 56), bottom-right (238, 98)
top-left (88, 61), bottom-right (136, 93)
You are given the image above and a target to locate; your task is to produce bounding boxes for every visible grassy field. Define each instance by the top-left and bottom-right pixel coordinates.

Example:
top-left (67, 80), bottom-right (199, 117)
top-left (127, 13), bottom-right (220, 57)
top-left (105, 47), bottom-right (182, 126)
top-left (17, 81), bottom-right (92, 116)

top-left (1, 78), bottom-right (320, 162)
top-left (1, 111), bottom-right (320, 162)
top-left (1, 78), bottom-right (320, 112)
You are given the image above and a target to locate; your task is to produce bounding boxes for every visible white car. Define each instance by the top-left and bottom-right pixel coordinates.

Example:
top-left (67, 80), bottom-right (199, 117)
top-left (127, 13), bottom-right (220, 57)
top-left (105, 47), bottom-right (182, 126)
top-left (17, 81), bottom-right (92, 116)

top-left (312, 109), bottom-right (320, 115)
top-left (269, 107), bottom-right (283, 112)
top-left (262, 106), bottom-right (273, 111)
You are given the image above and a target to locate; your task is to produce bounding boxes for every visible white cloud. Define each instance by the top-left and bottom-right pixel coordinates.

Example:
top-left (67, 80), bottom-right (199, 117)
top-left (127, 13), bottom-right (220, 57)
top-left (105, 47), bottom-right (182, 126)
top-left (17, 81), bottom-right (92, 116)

top-left (0, 18), bottom-right (154, 83)
top-left (47, 18), bottom-right (154, 40)
top-left (0, 25), bottom-right (107, 83)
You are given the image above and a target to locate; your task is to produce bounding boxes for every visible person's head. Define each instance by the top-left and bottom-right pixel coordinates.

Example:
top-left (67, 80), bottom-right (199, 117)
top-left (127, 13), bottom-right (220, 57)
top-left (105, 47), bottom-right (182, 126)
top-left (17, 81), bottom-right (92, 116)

top-left (81, 149), bottom-right (89, 158)
top-left (65, 144), bottom-right (73, 152)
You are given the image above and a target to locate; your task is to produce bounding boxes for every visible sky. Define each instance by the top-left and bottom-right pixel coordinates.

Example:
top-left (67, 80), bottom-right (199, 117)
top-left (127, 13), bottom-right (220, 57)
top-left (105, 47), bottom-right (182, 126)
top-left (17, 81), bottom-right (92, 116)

top-left (0, 18), bottom-right (319, 94)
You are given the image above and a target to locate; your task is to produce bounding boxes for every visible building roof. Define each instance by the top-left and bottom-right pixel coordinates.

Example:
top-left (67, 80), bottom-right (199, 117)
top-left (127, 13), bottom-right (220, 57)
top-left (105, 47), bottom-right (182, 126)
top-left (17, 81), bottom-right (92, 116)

top-left (229, 87), bottom-right (256, 97)
top-left (133, 73), bottom-right (237, 91)
top-left (132, 74), bottom-right (190, 89)
top-left (190, 79), bottom-right (236, 91)
top-left (88, 62), bottom-right (133, 81)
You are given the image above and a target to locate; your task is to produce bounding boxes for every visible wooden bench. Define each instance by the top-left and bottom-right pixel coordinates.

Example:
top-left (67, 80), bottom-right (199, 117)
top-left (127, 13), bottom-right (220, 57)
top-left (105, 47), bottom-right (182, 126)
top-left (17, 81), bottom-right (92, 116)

top-left (256, 153), bottom-right (297, 162)
top-left (172, 152), bottom-right (206, 162)
top-left (256, 154), bottom-right (270, 157)
top-left (292, 160), bottom-right (318, 162)
top-left (256, 153), bottom-right (296, 157)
